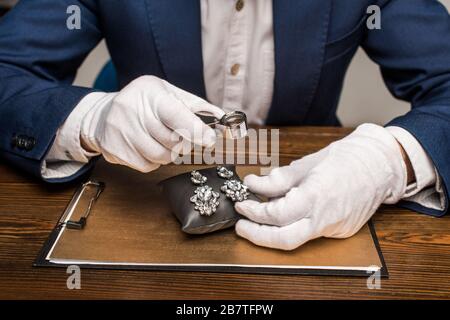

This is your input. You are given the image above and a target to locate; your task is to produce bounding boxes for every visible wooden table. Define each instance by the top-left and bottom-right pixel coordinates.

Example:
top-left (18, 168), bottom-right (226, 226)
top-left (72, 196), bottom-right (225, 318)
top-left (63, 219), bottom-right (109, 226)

top-left (0, 127), bottom-right (449, 299)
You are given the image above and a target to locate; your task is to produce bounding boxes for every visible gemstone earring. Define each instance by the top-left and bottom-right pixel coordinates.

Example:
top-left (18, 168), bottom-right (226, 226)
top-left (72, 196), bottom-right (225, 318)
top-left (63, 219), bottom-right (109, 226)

top-left (191, 170), bottom-right (207, 185)
top-left (220, 179), bottom-right (250, 202)
top-left (217, 166), bottom-right (249, 202)
top-left (217, 166), bottom-right (234, 179)
top-left (190, 170), bottom-right (220, 216)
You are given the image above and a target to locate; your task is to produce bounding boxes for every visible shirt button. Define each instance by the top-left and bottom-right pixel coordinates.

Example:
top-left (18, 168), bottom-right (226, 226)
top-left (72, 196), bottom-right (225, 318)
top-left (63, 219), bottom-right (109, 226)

top-left (230, 63), bottom-right (240, 76)
top-left (235, 0), bottom-right (244, 11)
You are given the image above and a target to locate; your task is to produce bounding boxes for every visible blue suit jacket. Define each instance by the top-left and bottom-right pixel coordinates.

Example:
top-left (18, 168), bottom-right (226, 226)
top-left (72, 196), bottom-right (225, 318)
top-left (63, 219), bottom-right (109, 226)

top-left (0, 0), bottom-right (449, 216)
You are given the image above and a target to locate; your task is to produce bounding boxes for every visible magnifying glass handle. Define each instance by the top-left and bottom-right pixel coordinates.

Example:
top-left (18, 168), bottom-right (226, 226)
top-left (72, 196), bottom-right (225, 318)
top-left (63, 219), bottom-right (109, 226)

top-left (195, 113), bottom-right (220, 127)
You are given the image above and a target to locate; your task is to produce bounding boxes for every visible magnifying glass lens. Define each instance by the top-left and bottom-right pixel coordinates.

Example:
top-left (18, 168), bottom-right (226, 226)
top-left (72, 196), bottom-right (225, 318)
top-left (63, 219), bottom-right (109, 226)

top-left (219, 111), bottom-right (248, 139)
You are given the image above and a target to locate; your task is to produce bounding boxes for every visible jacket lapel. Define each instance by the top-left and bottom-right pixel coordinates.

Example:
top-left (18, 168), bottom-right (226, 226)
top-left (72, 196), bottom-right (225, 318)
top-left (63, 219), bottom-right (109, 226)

top-left (145, 0), bottom-right (206, 98)
top-left (267, 0), bottom-right (332, 125)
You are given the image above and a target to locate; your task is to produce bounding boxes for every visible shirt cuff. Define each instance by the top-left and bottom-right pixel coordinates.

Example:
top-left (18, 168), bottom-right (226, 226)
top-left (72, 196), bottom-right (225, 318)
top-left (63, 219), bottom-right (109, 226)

top-left (42, 92), bottom-right (108, 179)
top-left (386, 126), bottom-right (446, 211)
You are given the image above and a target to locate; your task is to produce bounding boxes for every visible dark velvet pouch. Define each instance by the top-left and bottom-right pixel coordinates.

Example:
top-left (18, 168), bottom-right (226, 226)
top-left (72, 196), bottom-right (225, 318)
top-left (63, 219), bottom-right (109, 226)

top-left (160, 165), bottom-right (259, 234)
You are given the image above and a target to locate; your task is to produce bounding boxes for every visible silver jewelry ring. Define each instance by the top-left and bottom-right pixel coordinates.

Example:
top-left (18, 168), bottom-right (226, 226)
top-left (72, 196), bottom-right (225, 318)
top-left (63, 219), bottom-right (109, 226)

top-left (217, 166), bottom-right (234, 179)
top-left (220, 179), bottom-right (249, 202)
top-left (191, 170), bottom-right (207, 185)
top-left (190, 185), bottom-right (220, 216)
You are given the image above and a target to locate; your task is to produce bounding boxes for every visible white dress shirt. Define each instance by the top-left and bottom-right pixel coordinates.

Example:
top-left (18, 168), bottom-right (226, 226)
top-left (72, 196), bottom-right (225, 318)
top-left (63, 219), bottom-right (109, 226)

top-left (201, 0), bottom-right (274, 124)
top-left (42, 0), bottom-right (444, 211)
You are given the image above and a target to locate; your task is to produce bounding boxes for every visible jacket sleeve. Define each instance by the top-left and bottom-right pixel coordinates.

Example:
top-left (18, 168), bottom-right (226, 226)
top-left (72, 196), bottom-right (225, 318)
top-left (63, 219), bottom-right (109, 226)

top-left (362, 0), bottom-right (450, 216)
top-left (0, 0), bottom-right (102, 182)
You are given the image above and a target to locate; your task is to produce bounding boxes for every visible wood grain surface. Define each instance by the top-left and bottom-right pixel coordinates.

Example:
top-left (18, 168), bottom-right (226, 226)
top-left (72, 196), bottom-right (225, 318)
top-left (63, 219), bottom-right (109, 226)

top-left (0, 127), bottom-right (449, 299)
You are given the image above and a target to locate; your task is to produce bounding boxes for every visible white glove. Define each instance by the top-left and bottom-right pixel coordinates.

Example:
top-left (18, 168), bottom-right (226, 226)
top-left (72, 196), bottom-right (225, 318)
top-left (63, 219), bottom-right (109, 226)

top-left (80, 75), bottom-right (225, 172)
top-left (235, 124), bottom-right (408, 250)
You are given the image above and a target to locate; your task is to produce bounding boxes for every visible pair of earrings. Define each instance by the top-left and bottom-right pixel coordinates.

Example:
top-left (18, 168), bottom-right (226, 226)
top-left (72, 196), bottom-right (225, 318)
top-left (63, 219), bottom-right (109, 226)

top-left (190, 166), bottom-right (249, 216)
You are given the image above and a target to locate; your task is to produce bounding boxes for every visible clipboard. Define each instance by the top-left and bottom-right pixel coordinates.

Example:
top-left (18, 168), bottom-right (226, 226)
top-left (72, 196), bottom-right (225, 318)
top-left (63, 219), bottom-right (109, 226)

top-left (34, 160), bottom-right (388, 277)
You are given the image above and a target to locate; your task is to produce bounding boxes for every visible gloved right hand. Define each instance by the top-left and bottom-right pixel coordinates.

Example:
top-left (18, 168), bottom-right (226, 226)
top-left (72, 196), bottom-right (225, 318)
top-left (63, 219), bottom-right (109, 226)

top-left (80, 75), bottom-right (225, 172)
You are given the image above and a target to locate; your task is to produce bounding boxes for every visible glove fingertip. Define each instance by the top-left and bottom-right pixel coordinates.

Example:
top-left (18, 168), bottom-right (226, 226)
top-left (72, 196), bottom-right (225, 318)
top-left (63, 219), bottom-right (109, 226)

top-left (235, 200), bottom-right (259, 215)
top-left (234, 202), bottom-right (248, 216)
top-left (235, 219), bottom-right (253, 238)
top-left (243, 174), bottom-right (261, 187)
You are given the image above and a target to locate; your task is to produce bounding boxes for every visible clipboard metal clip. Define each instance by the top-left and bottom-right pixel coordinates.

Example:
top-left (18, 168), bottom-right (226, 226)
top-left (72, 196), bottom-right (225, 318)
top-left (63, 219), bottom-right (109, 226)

top-left (60, 181), bottom-right (105, 230)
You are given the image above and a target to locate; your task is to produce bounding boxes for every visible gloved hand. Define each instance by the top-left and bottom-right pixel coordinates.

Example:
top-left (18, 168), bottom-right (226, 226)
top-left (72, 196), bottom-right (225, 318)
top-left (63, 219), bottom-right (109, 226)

top-left (235, 124), bottom-right (408, 250)
top-left (80, 75), bottom-right (225, 172)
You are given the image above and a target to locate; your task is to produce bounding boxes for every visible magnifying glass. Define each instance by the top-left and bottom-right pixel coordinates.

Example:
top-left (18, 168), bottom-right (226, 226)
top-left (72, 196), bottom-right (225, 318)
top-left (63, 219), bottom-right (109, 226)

top-left (195, 111), bottom-right (248, 139)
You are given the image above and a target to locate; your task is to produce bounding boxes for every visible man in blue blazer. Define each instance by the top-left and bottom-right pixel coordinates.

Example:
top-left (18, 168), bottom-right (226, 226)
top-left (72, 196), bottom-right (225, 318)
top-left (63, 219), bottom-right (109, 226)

top-left (0, 0), bottom-right (448, 250)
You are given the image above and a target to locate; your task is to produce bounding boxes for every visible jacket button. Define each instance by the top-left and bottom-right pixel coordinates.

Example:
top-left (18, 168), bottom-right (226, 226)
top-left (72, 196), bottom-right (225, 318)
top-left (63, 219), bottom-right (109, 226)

top-left (11, 135), bottom-right (36, 151)
top-left (18, 139), bottom-right (26, 149)
top-left (23, 138), bottom-right (36, 151)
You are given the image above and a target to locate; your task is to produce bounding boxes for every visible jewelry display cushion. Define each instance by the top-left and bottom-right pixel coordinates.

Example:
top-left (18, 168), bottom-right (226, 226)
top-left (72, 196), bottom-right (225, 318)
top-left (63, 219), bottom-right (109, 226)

top-left (160, 166), bottom-right (259, 234)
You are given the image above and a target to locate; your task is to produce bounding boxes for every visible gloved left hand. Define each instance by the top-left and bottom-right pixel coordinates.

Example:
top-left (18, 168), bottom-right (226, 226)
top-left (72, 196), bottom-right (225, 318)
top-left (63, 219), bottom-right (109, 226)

top-left (234, 124), bottom-right (408, 250)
